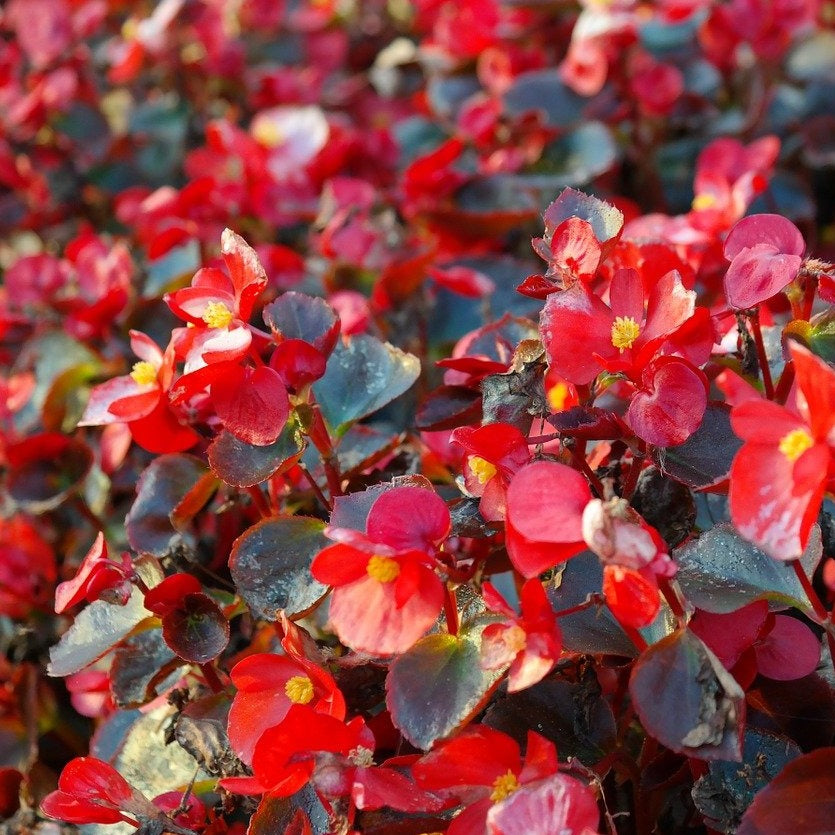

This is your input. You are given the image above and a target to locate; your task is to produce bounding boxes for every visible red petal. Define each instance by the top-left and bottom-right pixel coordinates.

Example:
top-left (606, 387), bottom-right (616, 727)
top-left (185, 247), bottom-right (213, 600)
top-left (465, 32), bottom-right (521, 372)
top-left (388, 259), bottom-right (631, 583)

top-left (724, 214), bottom-right (805, 260)
top-left (540, 283), bottom-right (613, 385)
top-left (506, 462), bottom-right (590, 546)
top-left (366, 486), bottom-right (450, 552)
top-left (689, 601), bottom-right (769, 669)
top-left (729, 441), bottom-right (828, 559)
top-left (80, 376), bottom-right (156, 426)
top-left (754, 614), bottom-right (821, 680)
top-left (486, 773), bottom-right (601, 835)
top-left (221, 228), bottom-right (268, 321)
top-left (791, 342), bottom-right (835, 443)
top-left (724, 245), bottom-right (802, 310)
top-left (602, 565), bottom-right (660, 628)
top-left (127, 399), bottom-right (200, 454)
top-left (54, 532), bottom-right (108, 614)
top-left (310, 543), bottom-right (369, 587)
top-left (626, 357), bottom-right (707, 447)
top-left (413, 726), bottom-right (521, 792)
top-left (212, 365), bottom-right (289, 446)
top-left (328, 569), bottom-right (442, 655)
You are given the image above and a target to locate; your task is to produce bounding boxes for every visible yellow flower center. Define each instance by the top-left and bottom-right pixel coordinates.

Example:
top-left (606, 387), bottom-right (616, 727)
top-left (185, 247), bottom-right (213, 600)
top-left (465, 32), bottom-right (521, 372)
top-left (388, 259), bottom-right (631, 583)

top-left (504, 623), bottom-right (528, 654)
top-left (778, 428), bottom-right (814, 462)
top-left (252, 120), bottom-right (284, 148)
top-left (130, 361), bottom-right (157, 386)
top-left (691, 193), bottom-right (717, 212)
top-left (611, 316), bottom-right (640, 351)
top-left (548, 380), bottom-right (570, 412)
top-left (366, 555), bottom-right (400, 583)
top-left (202, 301), bottom-right (234, 329)
top-left (284, 675), bottom-right (314, 704)
top-left (490, 769), bottom-right (520, 803)
top-left (468, 455), bottom-right (497, 485)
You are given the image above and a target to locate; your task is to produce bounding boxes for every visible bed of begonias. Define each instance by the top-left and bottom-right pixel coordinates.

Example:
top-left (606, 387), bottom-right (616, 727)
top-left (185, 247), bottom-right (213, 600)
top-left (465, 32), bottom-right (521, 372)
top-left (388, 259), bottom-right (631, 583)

top-left (1, 1), bottom-right (835, 833)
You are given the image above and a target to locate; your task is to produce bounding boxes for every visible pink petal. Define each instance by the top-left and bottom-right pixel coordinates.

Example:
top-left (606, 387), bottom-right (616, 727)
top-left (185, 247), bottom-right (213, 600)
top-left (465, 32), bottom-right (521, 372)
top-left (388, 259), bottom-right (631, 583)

top-left (754, 614), bottom-right (821, 680)
top-left (212, 365), bottom-right (289, 446)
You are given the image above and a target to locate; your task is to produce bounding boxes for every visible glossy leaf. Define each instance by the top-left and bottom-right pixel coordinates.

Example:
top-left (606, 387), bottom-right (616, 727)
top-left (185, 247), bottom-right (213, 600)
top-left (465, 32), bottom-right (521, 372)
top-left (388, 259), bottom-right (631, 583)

top-left (110, 628), bottom-right (181, 709)
top-left (229, 516), bottom-right (329, 620)
top-left (312, 335), bottom-right (421, 431)
top-left (693, 729), bottom-right (801, 833)
top-left (737, 747), bottom-right (835, 835)
top-left (208, 422), bottom-right (305, 488)
top-left (162, 593), bottom-right (229, 663)
top-left (126, 454), bottom-right (208, 557)
top-left (386, 627), bottom-right (504, 750)
top-left (674, 522), bottom-right (821, 614)
top-left (484, 678), bottom-right (616, 764)
top-left (652, 402), bottom-right (742, 488)
top-left (48, 589), bottom-right (151, 677)
top-left (629, 628), bottom-right (745, 761)
top-left (263, 292), bottom-right (340, 356)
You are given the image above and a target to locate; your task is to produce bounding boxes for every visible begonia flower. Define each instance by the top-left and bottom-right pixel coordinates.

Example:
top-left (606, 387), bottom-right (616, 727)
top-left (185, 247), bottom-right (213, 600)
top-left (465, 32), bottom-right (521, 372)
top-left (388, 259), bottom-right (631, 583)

top-left (311, 487), bottom-right (449, 654)
top-left (729, 342), bottom-right (835, 559)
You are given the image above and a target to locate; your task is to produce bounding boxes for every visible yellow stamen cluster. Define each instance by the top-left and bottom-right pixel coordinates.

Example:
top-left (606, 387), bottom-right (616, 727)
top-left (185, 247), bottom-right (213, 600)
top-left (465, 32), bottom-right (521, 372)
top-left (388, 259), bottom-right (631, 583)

top-left (349, 746), bottom-right (375, 767)
top-left (366, 555), bottom-right (400, 583)
top-left (778, 428), bottom-right (814, 462)
top-left (468, 455), bottom-right (497, 485)
top-left (252, 121), bottom-right (284, 148)
top-left (284, 675), bottom-right (314, 704)
top-left (202, 301), bottom-right (233, 329)
top-left (548, 381), bottom-right (570, 412)
top-left (691, 193), bottom-right (717, 212)
top-left (490, 769), bottom-right (520, 803)
top-left (611, 316), bottom-right (640, 352)
top-left (130, 361), bottom-right (157, 386)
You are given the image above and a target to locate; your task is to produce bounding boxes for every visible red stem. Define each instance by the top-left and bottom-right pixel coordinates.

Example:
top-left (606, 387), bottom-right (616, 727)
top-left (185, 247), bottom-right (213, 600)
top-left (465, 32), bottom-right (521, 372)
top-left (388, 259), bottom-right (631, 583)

top-left (793, 558), bottom-right (828, 622)
top-left (623, 624), bottom-right (648, 652)
top-left (199, 663), bottom-right (225, 693)
top-left (567, 443), bottom-right (606, 498)
top-left (298, 464), bottom-right (332, 511)
top-left (443, 584), bottom-right (459, 637)
top-left (658, 577), bottom-right (685, 624)
top-left (773, 360), bottom-right (795, 405)
top-left (246, 485), bottom-right (272, 518)
top-left (749, 310), bottom-right (774, 399)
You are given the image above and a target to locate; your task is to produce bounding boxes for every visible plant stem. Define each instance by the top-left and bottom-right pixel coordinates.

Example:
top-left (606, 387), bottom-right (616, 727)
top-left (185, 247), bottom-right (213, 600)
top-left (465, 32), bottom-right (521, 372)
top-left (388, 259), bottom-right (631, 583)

top-left (444, 584), bottom-right (459, 637)
top-left (623, 624), bottom-right (648, 652)
top-left (658, 577), bottom-right (685, 623)
top-left (773, 360), bottom-right (795, 405)
top-left (567, 442), bottom-right (606, 498)
top-left (199, 662), bottom-right (225, 693)
top-left (298, 463), bottom-right (332, 512)
top-left (245, 485), bottom-right (272, 518)
top-left (749, 310), bottom-right (774, 399)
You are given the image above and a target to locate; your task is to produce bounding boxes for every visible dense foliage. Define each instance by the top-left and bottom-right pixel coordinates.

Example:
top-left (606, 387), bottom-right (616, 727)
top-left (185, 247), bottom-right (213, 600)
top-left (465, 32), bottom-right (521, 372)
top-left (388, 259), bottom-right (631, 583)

top-left (1, 0), bottom-right (835, 833)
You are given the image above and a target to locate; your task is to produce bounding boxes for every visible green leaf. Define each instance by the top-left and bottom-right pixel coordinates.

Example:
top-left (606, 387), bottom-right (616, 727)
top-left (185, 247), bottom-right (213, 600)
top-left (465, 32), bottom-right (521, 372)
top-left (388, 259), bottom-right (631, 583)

top-left (126, 454), bottom-right (208, 557)
top-left (48, 589), bottom-right (151, 677)
top-left (674, 522), bottom-right (821, 615)
top-left (262, 292), bottom-right (338, 351)
top-left (693, 729), bottom-right (801, 833)
top-left (312, 335), bottom-right (420, 431)
top-left (229, 516), bottom-right (329, 620)
top-left (385, 625), bottom-right (503, 750)
top-left (737, 747), bottom-right (835, 835)
top-left (208, 422), bottom-right (305, 488)
top-left (629, 628), bottom-right (745, 761)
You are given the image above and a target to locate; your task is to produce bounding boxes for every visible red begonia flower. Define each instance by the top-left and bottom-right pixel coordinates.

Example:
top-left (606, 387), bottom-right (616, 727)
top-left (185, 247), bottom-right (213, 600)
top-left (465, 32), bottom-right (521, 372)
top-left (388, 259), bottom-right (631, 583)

top-left (143, 573), bottom-right (202, 617)
top-left (311, 487), bottom-right (449, 654)
top-left (219, 705), bottom-right (365, 797)
top-left (54, 532), bottom-right (134, 614)
top-left (227, 651), bottom-right (346, 765)
top-left (0, 515), bottom-right (56, 618)
top-left (540, 268), bottom-right (707, 386)
top-left (485, 773), bottom-right (602, 835)
top-left (723, 213), bottom-right (805, 310)
top-left (505, 461), bottom-right (591, 578)
top-left (79, 331), bottom-right (199, 454)
top-left (40, 757), bottom-right (156, 827)
top-left (481, 579), bottom-right (562, 692)
top-left (413, 726), bottom-right (558, 835)
top-left (451, 423), bottom-right (530, 521)
top-left (729, 343), bottom-right (835, 559)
